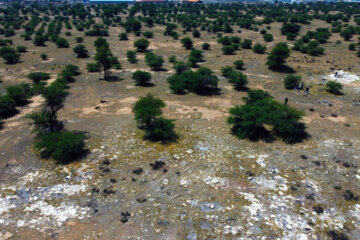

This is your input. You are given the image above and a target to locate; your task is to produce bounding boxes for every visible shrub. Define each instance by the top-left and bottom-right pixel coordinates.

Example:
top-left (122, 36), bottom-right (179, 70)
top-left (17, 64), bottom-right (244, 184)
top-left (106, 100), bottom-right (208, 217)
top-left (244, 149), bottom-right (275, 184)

top-left (284, 75), bottom-right (301, 89)
top-left (227, 89), bottom-right (307, 143)
top-left (87, 63), bottom-right (99, 72)
top-left (40, 53), bottom-right (47, 60)
top-left (349, 43), bottom-right (356, 51)
top-left (188, 49), bottom-right (204, 67)
top-left (119, 32), bottom-right (128, 40)
top-left (6, 83), bottom-right (32, 105)
top-left (65, 32), bottom-right (71, 36)
top-left (168, 55), bottom-right (177, 63)
top-left (144, 117), bottom-right (176, 141)
top-left (126, 50), bottom-right (137, 64)
top-left (0, 46), bottom-right (20, 64)
top-left (222, 66), bottom-right (237, 78)
top-left (253, 43), bottom-right (266, 54)
top-left (75, 37), bottom-right (83, 43)
top-left (202, 43), bottom-right (210, 50)
top-left (234, 60), bottom-right (244, 70)
top-left (325, 81), bottom-right (343, 95)
top-left (134, 38), bottom-right (149, 52)
top-left (56, 37), bottom-right (69, 48)
top-left (0, 95), bottom-right (16, 118)
top-left (34, 130), bottom-right (85, 164)
top-left (17, 46), bottom-right (27, 53)
top-left (181, 37), bottom-right (193, 50)
top-left (222, 45), bottom-right (236, 55)
top-left (263, 33), bottom-right (273, 42)
top-left (27, 72), bottom-right (51, 83)
top-left (192, 29), bottom-right (201, 38)
top-left (145, 52), bottom-right (164, 70)
top-left (33, 34), bottom-right (46, 46)
top-left (173, 61), bottom-right (189, 74)
top-left (26, 110), bottom-right (53, 134)
top-left (143, 31), bottom-right (154, 39)
top-left (132, 70), bottom-right (152, 86)
top-left (228, 72), bottom-right (248, 90)
top-left (242, 39), bottom-right (252, 49)
top-left (132, 93), bottom-right (165, 129)
top-left (73, 44), bottom-right (89, 58)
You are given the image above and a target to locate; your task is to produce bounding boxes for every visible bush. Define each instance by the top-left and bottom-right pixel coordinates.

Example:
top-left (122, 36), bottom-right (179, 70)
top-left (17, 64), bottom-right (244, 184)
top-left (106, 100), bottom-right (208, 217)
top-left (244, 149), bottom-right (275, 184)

top-left (263, 33), bottom-right (273, 42)
top-left (242, 39), bottom-right (252, 49)
top-left (127, 50), bottom-right (137, 64)
top-left (33, 34), bottom-right (46, 46)
top-left (145, 52), bottom-right (164, 70)
top-left (132, 70), bottom-right (152, 86)
top-left (73, 44), bottom-right (89, 58)
top-left (228, 72), bottom-right (248, 90)
top-left (144, 117), bottom-right (176, 141)
top-left (6, 83), bottom-right (32, 105)
top-left (40, 53), bottom-right (47, 60)
top-left (222, 45), bottom-right (236, 55)
top-left (119, 32), bottom-right (128, 40)
top-left (173, 61), bottom-right (189, 74)
top-left (34, 130), bottom-right (85, 164)
top-left (143, 31), bottom-right (154, 39)
top-left (27, 72), bottom-right (51, 83)
top-left (349, 43), bottom-right (356, 51)
top-left (222, 66), bottom-right (237, 78)
top-left (0, 95), bottom-right (16, 118)
top-left (284, 75), bottom-right (301, 89)
top-left (234, 60), bottom-right (244, 70)
top-left (227, 89), bottom-right (307, 143)
top-left (134, 38), bottom-right (149, 52)
top-left (56, 37), bottom-right (69, 48)
top-left (0, 46), bottom-right (20, 64)
top-left (75, 37), bottom-right (83, 43)
top-left (325, 81), bottom-right (343, 95)
top-left (168, 55), bottom-right (177, 63)
top-left (253, 43), bottom-right (266, 54)
top-left (266, 42), bottom-right (290, 69)
top-left (17, 46), bottom-right (27, 53)
top-left (181, 37), bottom-right (193, 50)
top-left (202, 43), bottom-right (210, 50)
top-left (132, 93), bottom-right (165, 129)
top-left (193, 29), bottom-right (201, 38)
top-left (167, 67), bottom-right (218, 94)
top-left (87, 63), bottom-right (99, 72)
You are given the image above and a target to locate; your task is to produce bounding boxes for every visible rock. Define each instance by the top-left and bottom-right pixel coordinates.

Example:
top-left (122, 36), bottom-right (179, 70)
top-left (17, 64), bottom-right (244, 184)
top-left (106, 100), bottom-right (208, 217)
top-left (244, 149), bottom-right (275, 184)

top-left (331, 113), bottom-right (338, 117)
top-left (136, 197), bottom-right (147, 203)
top-left (150, 160), bottom-right (165, 170)
top-left (132, 168), bottom-right (143, 175)
top-left (162, 179), bottom-right (168, 185)
top-left (300, 155), bottom-right (307, 160)
top-left (120, 211), bottom-right (131, 223)
top-left (313, 205), bottom-right (324, 214)
top-left (186, 149), bottom-right (193, 154)
top-left (0, 232), bottom-right (13, 240)
top-left (343, 190), bottom-right (359, 201)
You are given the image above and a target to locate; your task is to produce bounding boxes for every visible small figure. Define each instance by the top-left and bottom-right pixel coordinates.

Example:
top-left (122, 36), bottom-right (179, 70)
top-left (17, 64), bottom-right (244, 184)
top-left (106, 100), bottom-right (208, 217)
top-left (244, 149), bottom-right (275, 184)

top-left (284, 97), bottom-right (288, 105)
top-left (303, 87), bottom-right (310, 95)
top-left (294, 84), bottom-right (298, 92)
top-left (300, 82), bottom-right (304, 90)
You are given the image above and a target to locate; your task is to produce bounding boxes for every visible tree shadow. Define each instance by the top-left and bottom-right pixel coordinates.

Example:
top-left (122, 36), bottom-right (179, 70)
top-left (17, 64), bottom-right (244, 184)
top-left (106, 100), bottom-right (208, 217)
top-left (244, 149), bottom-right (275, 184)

top-left (101, 76), bottom-right (123, 82)
top-left (0, 109), bottom-right (20, 119)
top-left (137, 82), bottom-right (155, 87)
top-left (61, 131), bottom-right (91, 165)
top-left (151, 68), bottom-right (168, 72)
top-left (196, 87), bottom-right (222, 96)
top-left (269, 65), bottom-right (296, 74)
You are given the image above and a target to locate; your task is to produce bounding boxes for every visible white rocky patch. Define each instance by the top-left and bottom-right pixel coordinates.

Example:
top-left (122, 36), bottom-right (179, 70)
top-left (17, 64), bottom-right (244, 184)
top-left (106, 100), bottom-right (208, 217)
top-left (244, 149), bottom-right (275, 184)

top-left (326, 70), bottom-right (359, 83)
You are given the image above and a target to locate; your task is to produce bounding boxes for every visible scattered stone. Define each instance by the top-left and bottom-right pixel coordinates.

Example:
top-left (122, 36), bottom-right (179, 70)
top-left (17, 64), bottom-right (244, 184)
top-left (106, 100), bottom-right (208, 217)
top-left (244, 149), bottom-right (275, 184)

top-left (245, 171), bottom-right (253, 177)
top-left (110, 178), bottom-right (117, 183)
top-left (92, 187), bottom-right (100, 193)
top-left (132, 168), bottom-right (143, 175)
top-left (331, 113), bottom-right (338, 118)
top-left (313, 161), bottom-right (321, 166)
top-left (290, 186), bottom-right (298, 191)
top-left (313, 205), bottom-right (324, 214)
top-left (163, 169), bottom-right (168, 173)
top-left (120, 212), bottom-right (131, 223)
top-left (306, 193), bottom-right (315, 200)
top-left (95, 106), bottom-right (100, 109)
top-left (176, 171), bottom-right (181, 175)
top-left (150, 160), bottom-right (166, 170)
top-left (103, 186), bottom-right (116, 196)
top-left (343, 190), bottom-right (359, 201)
top-left (342, 162), bottom-right (350, 168)
top-left (136, 197), bottom-right (147, 203)
top-left (344, 124), bottom-right (350, 127)
top-left (102, 159), bottom-right (110, 165)
top-left (100, 100), bottom-right (107, 103)
top-left (300, 155), bottom-right (307, 160)
top-left (320, 115), bottom-right (325, 118)
top-left (309, 108), bottom-right (315, 112)
top-left (334, 185), bottom-right (342, 190)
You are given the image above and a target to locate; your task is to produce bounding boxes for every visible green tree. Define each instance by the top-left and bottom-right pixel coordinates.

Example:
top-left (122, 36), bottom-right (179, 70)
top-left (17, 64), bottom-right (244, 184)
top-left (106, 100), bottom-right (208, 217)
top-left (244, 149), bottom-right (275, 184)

top-left (56, 37), bottom-right (69, 48)
top-left (126, 50), bottom-right (137, 64)
top-left (73, 44), bottom-right (89, 58)
top-left (132, 70), bottom-right (152, 86)
top-left (325, 81), bottom-right (343, 95)
top-left (181, 37), bottom-right (193, 50)
top-left (284, 75), bottom-right (301, 89)
top-left (0, 95), bottom-right (16, 118)
top-left (266, 42), bottom-right (291, 69)
top-left (253, 43), bottom-right (266, 54)
top-left (6, 83), bottom-right (31, 105)
top-left (134, 38), bottom-right (149, 52)
top-left (27, 72), bottom-right (51, 84)
top-left (242, 39), bottom-right (252, 49)
top-left (234, 60), bottom-right (244, 70)
top-left (222, 45), bottom-right (236, 55)
top-left (132, 93), bottom-right (165, 129)
top-left (202, 43), bottom-right (210, 50)
top-left (145, 52), bottom-right (164, 70)
top-left (95, 46), bottom-right (113, 79)
top-left (0, 46), bottom-right (20, 64)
